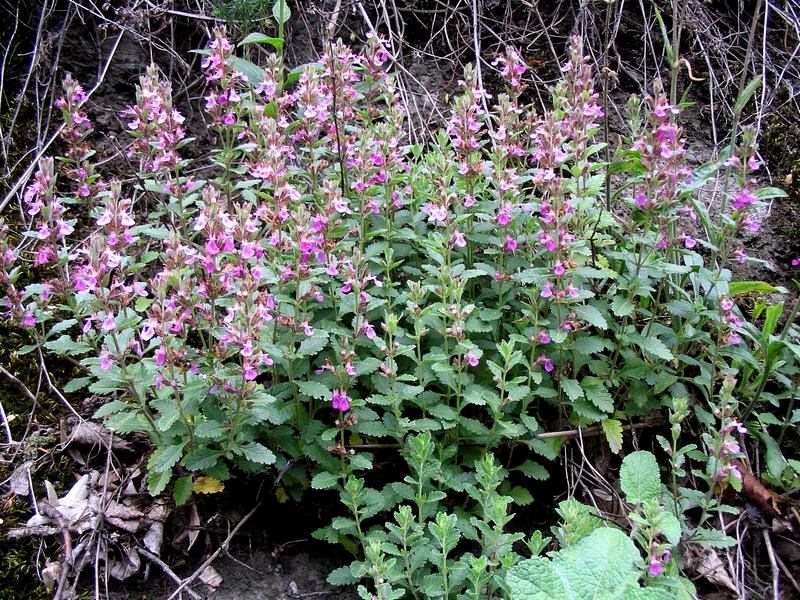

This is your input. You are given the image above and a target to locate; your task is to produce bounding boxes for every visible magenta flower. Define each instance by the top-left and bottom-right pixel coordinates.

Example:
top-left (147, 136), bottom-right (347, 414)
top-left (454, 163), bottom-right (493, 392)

top-left (332, 388), bottom-right (350, 411)
top-left (154, 345), bottom-right (167, 367)
top-left (733, 189), bottom-right (758, 210)
top-left (99, 351), bottom-right (113, 371)
top-left (648, 556), bottom-right (664, 577)
top-left (567, 283), bottom-right (580, 299)
top-left (450, 230), bottom-right (467, 248)
top-left (466, 349), bottom-right (480, 367)
top-left (101, 313), bottom-right (117, 332)
top-left (540, 282), bottom-right (554, 298)
top-left (22, 311), bottom-right (36, 327)
top-left (504, 235), bottom-right (518, 251)
top-left (539, 355), bottom-right (554, 372)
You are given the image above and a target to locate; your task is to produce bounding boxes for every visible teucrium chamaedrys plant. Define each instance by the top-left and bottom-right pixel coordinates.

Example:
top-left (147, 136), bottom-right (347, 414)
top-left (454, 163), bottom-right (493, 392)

top-left (1, 24), bottom-right (796, 597)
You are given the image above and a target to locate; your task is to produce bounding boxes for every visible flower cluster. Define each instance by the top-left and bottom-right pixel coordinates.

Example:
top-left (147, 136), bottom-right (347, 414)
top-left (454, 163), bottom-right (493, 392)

top-left (121, 65), bottom-right (187, 177)
top-left (630, 82), bottom-right (691, 222)
top-left (648, 548), bottom-right (672, 577)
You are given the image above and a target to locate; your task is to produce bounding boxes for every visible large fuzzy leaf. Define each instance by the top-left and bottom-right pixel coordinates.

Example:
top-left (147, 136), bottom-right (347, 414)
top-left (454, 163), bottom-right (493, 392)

top-left (507, 528), bottom-right (670, 599)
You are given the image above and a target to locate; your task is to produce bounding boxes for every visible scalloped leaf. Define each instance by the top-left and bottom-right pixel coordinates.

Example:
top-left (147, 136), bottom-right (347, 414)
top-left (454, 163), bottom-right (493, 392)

top-left (507, 527), bottom-right (670, 599)
top-left (620, 450), bottom-right (661, 503)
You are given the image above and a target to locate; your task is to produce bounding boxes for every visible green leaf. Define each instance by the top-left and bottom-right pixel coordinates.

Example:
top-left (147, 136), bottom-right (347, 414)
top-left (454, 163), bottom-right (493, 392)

top-left (64, 377), bottom-right (92, 393)
top-left (507, 528), bottom-right (650, 600)
top-left (238, 442), bottom-right (276, 465)
top-left (297, 380), bottom-right (330, 400)
top-left (327, 565), bottom-right (358, 586)
top-left (659, 511), bottom-right (681, 545)
top-left (755, 187), bottom-right (788, 200)
top-left (611, 296), bottom-right (636, 317)
top-left (227, 56), bottom-right (265, 85)
top-left (620, 450), bottom-right (661, 503)
top-left (728, 281), bottom-right (789, 297)
top-left (93, 399), bottom-right (131, 419)
top-left (627, 332), bottom-right (674, 361)
top-left (147, 469), bottom-right (172, 496)
top-left (690, 528), bottom-right (736, 548)
top-left (601, 419), bottom-right (624, 454)
top-left (581, 377), bottom-right (614, 413)
top-left (749, 428), bottom-right (788, 480)
top-left (574, 304), bottom-right (608, 330)
top-left (733, 75), bottom-right (762, 116)
top-left (195, 420), bottom-right (227, 439)
top-left (512, 460), bottom-right (549, 480)
top-left (763, 302), bottom-right (784, 338)
top-left (239, 32), bottom-right (284, 50)
top-left (272, 0), bottom-right (291, 25)
top-left (562, 379), bottom-right (584, 401)
top-left (508, 486), bottom-right (534, 506)
top-left (173, 476), bottom-right (193, 506)
top-left (44, 335), bottom-right (92, 356)
top-left (45, 319), bottom-right (77, 339)
top-left (571, 336), bottom-right (609, 356)
top-left (297, 330), bottom-right (329, 357)
top-left (184, 447), bottom-right (222, 471)
top-left (150, 443), bottom-right (186, 473)
top-left (311, 471), bottom-right (340, 490)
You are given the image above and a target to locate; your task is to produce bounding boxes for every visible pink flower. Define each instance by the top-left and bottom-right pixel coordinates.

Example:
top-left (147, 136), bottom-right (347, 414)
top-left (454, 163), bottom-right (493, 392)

top-left (466, 349), bottom-right (480, 367)
top-left (332, 388), bottom-right (350, 411)
top-left (553, 260), bottom-right (565, 276)
top-left (99, 351), bottom-right (113, 371)
top-left (648, 556), bottom-right (664, 577)
top-left (733, 189), bottom-right (758, 210)
top-left (567, 283), bottom-right (580, 298)
top-left (732, 419), bottom-right (748, 435)
top-left (22, 311), bottom-right (36, 327)
top-left (345, 362), bottom-right (356, 376)
top-left (539, 355), bottom-right (554, 372)
top-left (540, 282), bottom-right (554, 299)
top-left (101, 313), bottom-right (117, 332)
top-left (450, 230), bottom-right (467, 248)
top-left (504, 235), bottom-right (518, 251)
top-left (154, 345), bottom-right (167, 367)
top-left (497, 207), bottom-right (511, 226)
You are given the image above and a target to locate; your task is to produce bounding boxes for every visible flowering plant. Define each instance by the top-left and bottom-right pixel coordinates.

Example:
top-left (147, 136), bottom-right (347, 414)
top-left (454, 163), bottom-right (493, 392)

top-left (1, 27), bottom-right (796, 597)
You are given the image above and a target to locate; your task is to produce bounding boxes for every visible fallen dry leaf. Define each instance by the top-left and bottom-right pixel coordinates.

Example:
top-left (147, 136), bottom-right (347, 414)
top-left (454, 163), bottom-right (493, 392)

top-left (199, 565), bottom-right (223, 590)
top-left (733, 459), bottom-right (781, 518)
top-left (108, 543), bottom-right (141, 580)
top-left (690, 546), bottom-right (738, 593)
top-left (41, 561), bottom-right (61, 592)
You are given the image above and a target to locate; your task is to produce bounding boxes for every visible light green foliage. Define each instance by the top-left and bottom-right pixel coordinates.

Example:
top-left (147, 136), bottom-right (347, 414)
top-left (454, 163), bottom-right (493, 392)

top-left (620, 450), bottom-right (662, 503)
top-left (507, 528), bottom-right (673, 600)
